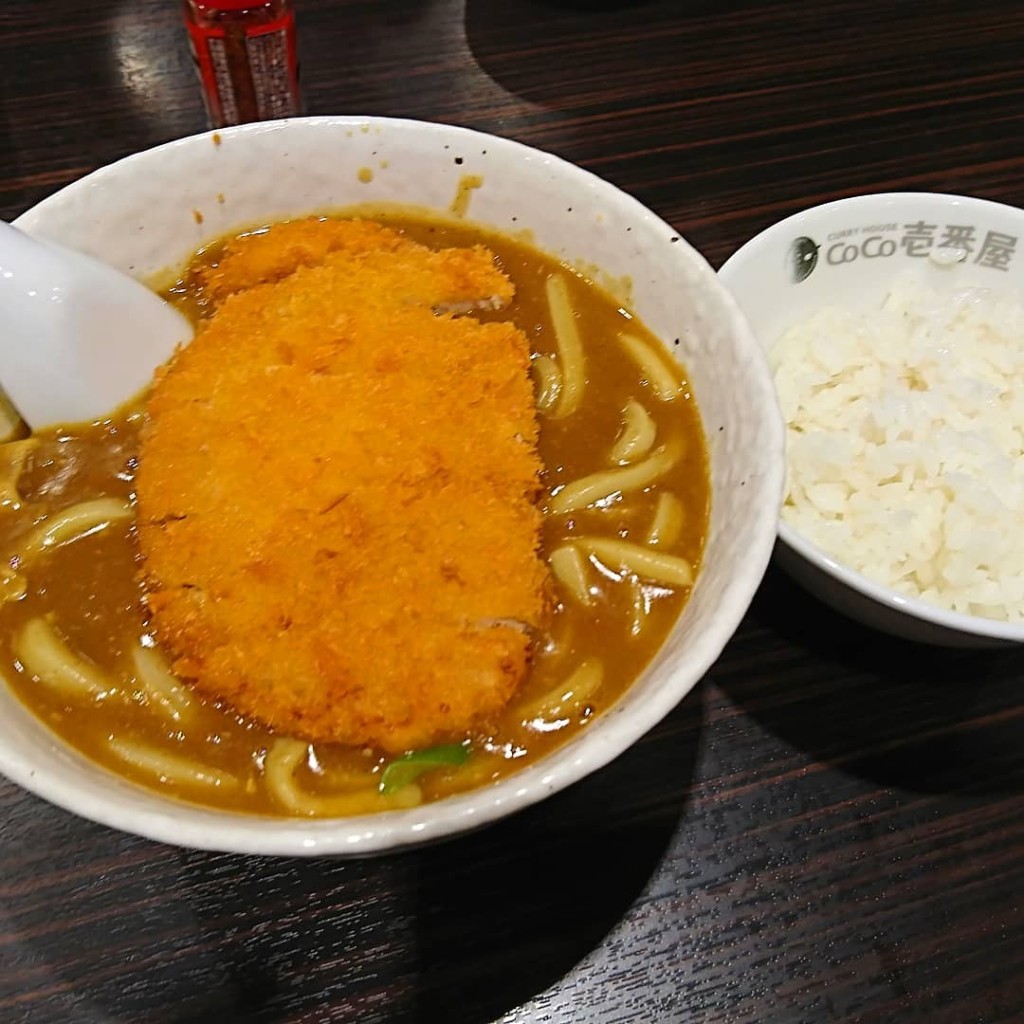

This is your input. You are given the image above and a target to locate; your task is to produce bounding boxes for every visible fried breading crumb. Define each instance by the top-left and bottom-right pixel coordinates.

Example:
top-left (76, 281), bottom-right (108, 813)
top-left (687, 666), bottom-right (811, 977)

top-left (136, 219), bottom-right (547, 753)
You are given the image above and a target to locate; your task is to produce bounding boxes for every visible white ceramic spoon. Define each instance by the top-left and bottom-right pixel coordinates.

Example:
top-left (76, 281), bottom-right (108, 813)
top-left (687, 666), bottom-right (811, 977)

top-left (0, 221), bottom-right (193, 432)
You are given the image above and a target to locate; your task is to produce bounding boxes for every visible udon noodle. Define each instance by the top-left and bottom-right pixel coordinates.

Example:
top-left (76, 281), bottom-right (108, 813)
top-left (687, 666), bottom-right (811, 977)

top-left (0, 212), bottom-right (709, 817)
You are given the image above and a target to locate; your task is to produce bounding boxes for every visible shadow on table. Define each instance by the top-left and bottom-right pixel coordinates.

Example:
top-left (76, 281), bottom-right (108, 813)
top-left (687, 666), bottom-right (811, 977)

top-left (177, 698), bottom-right (702, 1024)
top-left (409, 693), bottom-right (703, 1022)
top-left (717, 558), bottom-right (1024, 797)
top-left (0, 691), bottom-right (702, 1024)
top-left (463, 0), bottom-right (671, 110)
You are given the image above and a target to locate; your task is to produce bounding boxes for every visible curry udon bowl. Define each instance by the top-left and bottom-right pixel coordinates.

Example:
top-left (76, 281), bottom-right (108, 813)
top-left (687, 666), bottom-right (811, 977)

top-left (3, 116), bottom-right (784, 856)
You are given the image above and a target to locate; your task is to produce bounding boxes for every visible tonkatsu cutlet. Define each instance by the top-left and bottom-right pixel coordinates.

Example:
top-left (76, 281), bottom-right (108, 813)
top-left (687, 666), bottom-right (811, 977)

top-left (136, 218), bottom-right (548, 753)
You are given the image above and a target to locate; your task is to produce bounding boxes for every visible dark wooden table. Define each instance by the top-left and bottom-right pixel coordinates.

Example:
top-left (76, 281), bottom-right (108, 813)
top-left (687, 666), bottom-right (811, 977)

top-left (3, 1), bottom-right (1024, 1021)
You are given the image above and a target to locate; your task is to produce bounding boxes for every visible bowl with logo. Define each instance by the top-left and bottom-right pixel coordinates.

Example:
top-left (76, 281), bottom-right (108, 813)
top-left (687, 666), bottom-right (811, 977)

top-left (720, 191), bottom-right (1024, 646)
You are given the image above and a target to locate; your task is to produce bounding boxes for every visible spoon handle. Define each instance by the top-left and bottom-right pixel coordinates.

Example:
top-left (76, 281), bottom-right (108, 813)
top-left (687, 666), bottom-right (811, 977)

top-left (0, 222), bottom-right (193, 431)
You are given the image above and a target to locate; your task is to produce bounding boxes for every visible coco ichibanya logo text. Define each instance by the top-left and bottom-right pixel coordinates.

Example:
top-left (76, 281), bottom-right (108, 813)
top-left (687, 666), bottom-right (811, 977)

top-left (788, 222), bottom-right (1018, 283)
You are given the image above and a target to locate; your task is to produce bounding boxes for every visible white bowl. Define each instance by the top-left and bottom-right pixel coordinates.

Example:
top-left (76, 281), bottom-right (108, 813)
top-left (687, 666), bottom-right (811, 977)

top-left (720, 191), bottom-right (1024, 647)
top-left (5, 116), bottom-right (784, 855)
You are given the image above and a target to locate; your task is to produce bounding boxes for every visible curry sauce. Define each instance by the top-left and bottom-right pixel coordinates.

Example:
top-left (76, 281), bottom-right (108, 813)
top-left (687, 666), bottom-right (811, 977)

top-left (0, 212), bottom-right (709, 816)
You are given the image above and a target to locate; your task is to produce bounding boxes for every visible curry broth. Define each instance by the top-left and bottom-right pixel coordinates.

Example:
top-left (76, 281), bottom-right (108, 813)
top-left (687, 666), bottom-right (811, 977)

top-left (0, 213), bottom-right (709, 815)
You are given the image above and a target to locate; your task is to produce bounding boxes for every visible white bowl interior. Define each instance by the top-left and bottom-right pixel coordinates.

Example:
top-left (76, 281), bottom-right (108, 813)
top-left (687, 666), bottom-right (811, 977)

top-left (6, 117), bottom-right (784, 854)
top-left (719, 191), bottom-right (1024, 644)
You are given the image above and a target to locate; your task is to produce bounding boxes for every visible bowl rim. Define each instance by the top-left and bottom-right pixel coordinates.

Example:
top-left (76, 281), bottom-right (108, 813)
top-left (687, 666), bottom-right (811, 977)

top-left (5, 114), bottom-right (785, 855)
top-left (718, 190), bottom-right (1024, 279)
top-left (720, 189), bottom-right (1024, 643)
top-left (778, 521), bottom-right (1024, 642)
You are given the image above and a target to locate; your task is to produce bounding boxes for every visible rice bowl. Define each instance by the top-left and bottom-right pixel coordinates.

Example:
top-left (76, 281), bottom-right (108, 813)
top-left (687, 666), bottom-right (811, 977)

top-left (720, 191), bottom-right (1024, 646)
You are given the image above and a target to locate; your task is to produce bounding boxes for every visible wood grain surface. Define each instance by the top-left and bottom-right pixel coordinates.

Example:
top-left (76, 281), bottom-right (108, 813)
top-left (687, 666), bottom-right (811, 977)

top-left (3, 1), bottom-right (1024, 1021)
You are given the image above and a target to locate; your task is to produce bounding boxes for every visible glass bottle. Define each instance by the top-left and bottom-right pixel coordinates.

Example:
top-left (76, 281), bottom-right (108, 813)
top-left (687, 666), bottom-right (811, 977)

top-left (183, 0), bottom-right (301, 128)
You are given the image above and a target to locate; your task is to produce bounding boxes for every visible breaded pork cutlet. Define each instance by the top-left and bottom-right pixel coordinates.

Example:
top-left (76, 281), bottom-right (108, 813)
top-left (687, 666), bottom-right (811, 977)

top-left (136, 218), bottom-right (548, 754)
top-left (199, 217), bottom-right (516, 310)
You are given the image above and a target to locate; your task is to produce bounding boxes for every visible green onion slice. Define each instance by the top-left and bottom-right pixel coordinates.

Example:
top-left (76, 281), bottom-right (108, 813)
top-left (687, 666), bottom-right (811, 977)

top-left (379, 742), bottom-right (470, 795)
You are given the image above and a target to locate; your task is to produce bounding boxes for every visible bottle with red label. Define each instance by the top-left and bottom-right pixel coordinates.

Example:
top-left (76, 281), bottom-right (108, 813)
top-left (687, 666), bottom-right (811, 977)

top-left (183, 0), bottom-right (301, 128)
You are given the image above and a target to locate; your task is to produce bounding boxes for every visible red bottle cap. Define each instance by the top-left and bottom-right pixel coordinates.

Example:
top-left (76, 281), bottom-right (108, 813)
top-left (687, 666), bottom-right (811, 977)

top-left (190, 0), bottom-right (268, 10)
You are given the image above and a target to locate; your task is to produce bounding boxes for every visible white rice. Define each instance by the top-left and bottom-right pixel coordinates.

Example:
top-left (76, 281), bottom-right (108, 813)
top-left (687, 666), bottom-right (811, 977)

top-left (772, 274), bottom-right (1024, 622)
